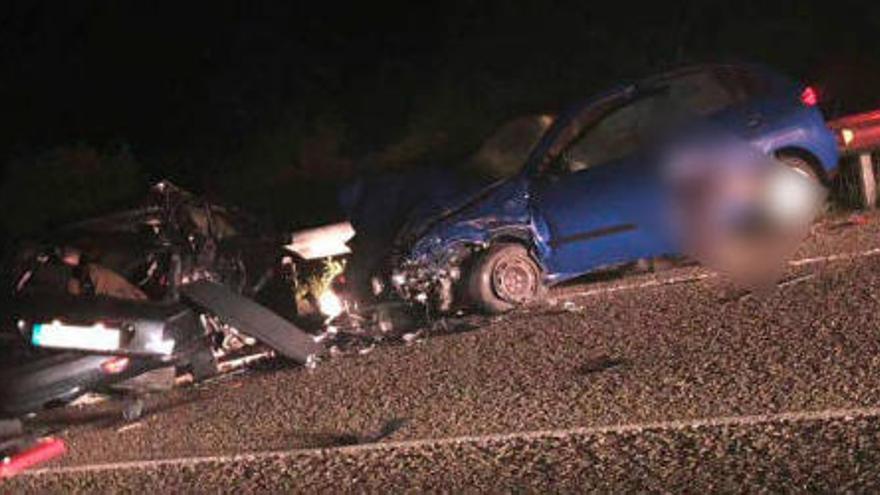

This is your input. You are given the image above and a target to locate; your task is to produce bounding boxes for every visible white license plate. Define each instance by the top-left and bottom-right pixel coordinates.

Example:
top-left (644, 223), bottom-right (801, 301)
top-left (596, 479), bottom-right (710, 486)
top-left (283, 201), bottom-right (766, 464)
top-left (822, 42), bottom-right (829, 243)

top-left (31, 321), bottom-right (122, 352)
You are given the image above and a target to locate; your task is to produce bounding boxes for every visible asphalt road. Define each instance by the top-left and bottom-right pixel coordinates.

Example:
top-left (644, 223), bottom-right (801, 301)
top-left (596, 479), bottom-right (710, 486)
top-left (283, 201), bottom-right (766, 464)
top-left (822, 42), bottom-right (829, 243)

top-left (8, 211), bottom-right (880, 492)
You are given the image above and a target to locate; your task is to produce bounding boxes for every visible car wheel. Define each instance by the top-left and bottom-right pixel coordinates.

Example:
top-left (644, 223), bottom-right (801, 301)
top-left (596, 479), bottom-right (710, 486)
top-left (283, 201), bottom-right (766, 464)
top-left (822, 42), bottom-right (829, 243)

top-left (466, 243), bottom-right (544, 314)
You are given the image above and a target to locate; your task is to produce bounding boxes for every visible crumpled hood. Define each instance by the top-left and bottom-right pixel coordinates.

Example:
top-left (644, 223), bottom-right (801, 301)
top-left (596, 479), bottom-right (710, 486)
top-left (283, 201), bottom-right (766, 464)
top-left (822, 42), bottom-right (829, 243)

top-left (391, 175), bottom-right (515, 252)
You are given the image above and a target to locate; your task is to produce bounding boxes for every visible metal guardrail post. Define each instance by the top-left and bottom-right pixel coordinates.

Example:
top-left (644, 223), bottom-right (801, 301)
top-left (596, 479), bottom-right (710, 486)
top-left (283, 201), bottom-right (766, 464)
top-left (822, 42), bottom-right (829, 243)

top-left (858, 152), bottom-right (877, 209)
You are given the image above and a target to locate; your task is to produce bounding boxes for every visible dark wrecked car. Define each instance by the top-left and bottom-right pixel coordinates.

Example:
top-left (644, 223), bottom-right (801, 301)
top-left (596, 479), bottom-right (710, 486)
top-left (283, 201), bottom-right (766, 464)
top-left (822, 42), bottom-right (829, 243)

top-left (0, 182), bottom-right (318, 417)
top-left (347, 63), bottom-right (839, 314)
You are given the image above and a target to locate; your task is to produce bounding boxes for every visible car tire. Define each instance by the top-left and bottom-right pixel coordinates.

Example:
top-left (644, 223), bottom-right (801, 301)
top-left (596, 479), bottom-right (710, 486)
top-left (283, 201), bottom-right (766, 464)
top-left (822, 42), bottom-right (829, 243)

top-left (466, 243), bottom-right (545, 314)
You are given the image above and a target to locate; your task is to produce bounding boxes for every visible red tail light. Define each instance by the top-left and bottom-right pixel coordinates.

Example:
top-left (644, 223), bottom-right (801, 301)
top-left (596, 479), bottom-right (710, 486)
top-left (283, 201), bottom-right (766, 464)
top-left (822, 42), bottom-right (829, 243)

top-left (801, 86), bottom-right (818, 107)
top-left (101, 356), bottom-right (130, 374)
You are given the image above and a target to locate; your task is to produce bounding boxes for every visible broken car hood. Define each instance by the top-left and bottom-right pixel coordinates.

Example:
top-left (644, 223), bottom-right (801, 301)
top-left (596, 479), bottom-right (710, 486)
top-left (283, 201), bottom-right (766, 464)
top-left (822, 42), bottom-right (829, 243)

top-left (391, 175), bottom-right (518, 252)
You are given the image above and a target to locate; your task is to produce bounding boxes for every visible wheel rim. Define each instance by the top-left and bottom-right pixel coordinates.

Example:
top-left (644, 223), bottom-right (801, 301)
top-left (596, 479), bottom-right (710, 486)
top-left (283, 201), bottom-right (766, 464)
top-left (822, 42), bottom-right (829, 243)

top-left (491, 255), bottom-right (538, 304)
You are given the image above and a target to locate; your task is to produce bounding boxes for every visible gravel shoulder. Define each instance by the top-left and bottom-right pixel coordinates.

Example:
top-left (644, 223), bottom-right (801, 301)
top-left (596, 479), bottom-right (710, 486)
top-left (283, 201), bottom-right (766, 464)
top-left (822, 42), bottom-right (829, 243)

top-left (9, 210), bottom-right (880, 491)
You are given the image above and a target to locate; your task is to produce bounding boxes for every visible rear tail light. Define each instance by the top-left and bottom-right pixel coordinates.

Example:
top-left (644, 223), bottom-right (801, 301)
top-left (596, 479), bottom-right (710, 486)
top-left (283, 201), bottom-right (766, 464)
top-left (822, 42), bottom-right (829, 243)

top-left (801, 86), bottom-right (818, 107)
top-left (100, 356), bottom-right (130, 375)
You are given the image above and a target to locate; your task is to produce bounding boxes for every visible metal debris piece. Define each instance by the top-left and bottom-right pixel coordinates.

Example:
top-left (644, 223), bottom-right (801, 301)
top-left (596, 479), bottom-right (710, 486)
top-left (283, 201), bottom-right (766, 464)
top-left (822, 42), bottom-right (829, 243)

top-left (577, 355), bottom-right (627, 375)
top-left (777, 272), bottom-right (816, 288)
top-left (122, 397), bottom-right (145, 421)
top-left (305, 354), bottom-right (320, 370)
top-left (217, 350), bottom-right (274, 374)
top-left (562, 301), bottom-right (583, 312)
top-left (69, 393), bottom-right (110, 408)
top-left (116, 421), bottom-right (145, 434)
top-left (313, 324), bottom-right (339, 344)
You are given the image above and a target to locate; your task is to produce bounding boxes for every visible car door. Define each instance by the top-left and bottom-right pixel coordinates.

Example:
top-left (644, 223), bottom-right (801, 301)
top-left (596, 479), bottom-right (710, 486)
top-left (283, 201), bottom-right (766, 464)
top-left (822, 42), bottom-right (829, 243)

top-left (529, 90), bottom-right (676, 282)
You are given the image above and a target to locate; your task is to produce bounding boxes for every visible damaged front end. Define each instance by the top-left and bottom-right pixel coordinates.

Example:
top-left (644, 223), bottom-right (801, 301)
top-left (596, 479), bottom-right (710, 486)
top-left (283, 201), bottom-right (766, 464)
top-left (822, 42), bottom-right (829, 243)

top-left (384, 177), bottom-right (537, 312)
top-left (388, 244), bottom-right (468, 312)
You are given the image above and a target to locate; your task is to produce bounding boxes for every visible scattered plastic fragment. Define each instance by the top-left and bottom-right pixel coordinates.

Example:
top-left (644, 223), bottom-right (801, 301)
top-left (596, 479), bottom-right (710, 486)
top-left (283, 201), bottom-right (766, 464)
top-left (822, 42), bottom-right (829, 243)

top-left (116, 421), bottom-right (145, 434)
top-left (562, 301), bottom-right (583, 312)
top-left (305, 354), bottom-right (320, 370)
top-left (849, 213), bottom-right (870, 226)
top-left (0, 437), bottom-right (67, 479)
top-left (69, 393), bottom-right (110, 408)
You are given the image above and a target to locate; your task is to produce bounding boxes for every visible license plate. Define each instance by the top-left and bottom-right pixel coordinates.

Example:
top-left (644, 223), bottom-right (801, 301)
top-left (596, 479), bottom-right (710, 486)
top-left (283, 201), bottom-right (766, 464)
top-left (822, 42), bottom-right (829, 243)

top-left (31, 321), bottom-right (122, 352)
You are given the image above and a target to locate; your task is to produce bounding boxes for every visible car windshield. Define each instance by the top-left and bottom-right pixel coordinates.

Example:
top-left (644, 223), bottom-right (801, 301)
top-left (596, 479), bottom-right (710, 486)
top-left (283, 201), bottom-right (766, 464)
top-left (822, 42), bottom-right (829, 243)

top-left (465, 114), bottom-right (555, 180)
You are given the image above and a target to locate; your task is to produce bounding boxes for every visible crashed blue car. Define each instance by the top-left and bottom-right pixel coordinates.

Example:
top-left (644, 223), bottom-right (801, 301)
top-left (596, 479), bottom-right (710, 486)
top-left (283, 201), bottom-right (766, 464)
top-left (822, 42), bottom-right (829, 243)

top-left (349, 63), bottom-right (839, 313)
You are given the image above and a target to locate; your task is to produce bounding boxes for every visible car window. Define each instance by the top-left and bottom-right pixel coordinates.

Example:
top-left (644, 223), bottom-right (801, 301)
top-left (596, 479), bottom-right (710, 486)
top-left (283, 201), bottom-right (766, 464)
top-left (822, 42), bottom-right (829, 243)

top-left (551, 70), bottom-right (738, 174)
top-left (664, 71), bottom-right (737, 116)
top-left (558, 100), bottom-right (647, 173)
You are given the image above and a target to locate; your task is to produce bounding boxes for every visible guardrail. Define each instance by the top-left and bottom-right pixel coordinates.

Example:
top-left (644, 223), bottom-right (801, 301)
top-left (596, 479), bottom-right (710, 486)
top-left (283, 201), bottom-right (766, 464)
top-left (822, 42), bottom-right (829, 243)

top-left (828, 111), bottom-right (880, 208)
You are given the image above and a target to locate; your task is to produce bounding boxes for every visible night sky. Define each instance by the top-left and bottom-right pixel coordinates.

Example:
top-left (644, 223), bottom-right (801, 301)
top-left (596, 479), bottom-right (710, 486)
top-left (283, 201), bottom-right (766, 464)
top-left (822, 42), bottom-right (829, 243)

top-left (2, 1), bottom-right (880, 235)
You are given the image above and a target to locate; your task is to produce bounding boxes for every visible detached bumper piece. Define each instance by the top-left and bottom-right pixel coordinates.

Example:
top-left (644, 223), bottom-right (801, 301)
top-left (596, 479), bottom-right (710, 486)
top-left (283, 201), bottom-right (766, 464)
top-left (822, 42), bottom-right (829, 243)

top-left (10, 296), bottom-right (201, 358)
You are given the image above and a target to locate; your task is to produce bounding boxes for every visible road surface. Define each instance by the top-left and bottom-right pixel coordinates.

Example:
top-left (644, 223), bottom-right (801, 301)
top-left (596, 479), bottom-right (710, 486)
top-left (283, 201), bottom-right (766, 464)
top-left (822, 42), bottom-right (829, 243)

top-left (8, 211), bottom-right (880, 492)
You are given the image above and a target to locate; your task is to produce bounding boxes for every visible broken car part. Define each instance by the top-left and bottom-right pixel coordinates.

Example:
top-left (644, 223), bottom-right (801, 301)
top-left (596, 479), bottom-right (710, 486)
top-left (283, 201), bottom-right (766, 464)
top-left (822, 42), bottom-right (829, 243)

top-left (0, 437), bottom-right (66, 479)
top-left (181, 280), bottom-right (321, 364)
top-left (0, 181), bottom-right (316, 416)
top-left (286, 222), bottom-right (355, 260)
top-left (14, 296), bottom-right (200, 358)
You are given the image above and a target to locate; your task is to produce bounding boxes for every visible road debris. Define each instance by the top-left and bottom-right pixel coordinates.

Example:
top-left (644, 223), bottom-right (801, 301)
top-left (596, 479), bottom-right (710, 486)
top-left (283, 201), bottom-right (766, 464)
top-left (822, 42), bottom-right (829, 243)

top-left (122, 397), bottom-right (145, 422)
top-left (777, 273), bottom-right (816, 288)
top-left (116, 421), bottom-right (145, 434)
top-left (577, 355), bottom-right (627, 375)
top-left (723, 272), bottom-right (818, 304)
top-left (0, 436), bottom-right (66, 479)
top-left (69, 393), bottom-right (110, 408)
top-left (562, 301), bottom-right (583, 312)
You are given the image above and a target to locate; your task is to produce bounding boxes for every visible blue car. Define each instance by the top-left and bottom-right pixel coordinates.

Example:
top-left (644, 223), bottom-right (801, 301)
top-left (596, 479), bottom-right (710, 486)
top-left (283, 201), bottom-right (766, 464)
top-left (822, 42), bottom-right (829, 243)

top-left (352, 63), bottom-right (839, 314)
